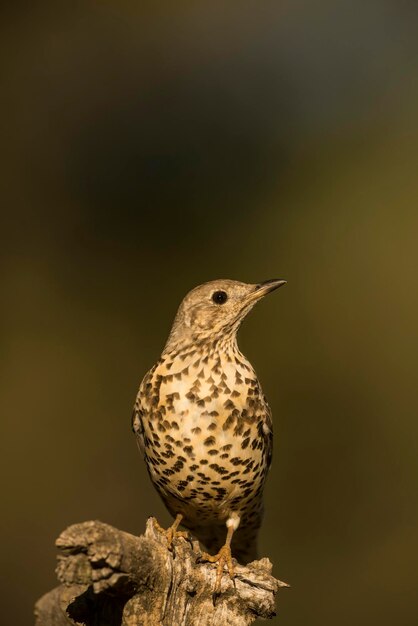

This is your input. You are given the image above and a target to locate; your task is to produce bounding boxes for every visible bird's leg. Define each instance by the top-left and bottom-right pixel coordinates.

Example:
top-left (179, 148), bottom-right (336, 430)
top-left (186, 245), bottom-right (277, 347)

top-left (152, 513), bottom-right (189, 549)
top-left (200, 518), bottom-right (238, 594)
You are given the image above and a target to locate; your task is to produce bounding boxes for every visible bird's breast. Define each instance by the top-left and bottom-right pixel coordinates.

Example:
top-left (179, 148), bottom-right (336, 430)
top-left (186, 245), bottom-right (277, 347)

top-left (139, 350), bottom-right (271, 520)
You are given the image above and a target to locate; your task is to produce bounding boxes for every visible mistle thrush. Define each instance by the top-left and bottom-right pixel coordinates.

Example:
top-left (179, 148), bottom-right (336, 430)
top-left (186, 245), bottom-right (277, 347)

top-left (132, 278), bottom-right (286, 591)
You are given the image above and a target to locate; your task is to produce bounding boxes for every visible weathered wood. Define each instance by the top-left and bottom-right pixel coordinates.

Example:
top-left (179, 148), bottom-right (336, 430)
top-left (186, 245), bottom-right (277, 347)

top-left (35, 518), bottom-right (288, 625)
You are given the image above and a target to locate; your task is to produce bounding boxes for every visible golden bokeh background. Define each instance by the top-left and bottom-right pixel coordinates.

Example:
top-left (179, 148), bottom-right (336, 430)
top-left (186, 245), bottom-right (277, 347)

top-left (1, 2), bottom-right (418, 625)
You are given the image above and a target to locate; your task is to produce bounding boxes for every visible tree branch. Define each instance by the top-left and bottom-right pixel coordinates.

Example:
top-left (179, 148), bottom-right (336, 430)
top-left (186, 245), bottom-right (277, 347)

top-left (35, 518), bottom-right (288, 625)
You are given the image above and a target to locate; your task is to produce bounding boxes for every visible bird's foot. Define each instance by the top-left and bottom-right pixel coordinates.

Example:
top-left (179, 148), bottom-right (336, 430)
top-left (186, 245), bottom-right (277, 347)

top-left (152, 515), bottom-right (189, 550)
top-left (200, 544), bottom-right (235, 595)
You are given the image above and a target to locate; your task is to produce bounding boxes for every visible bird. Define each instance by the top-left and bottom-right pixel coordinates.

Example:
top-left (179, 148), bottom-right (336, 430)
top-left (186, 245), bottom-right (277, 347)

top-left (132, 278), bottom-right (286, 592)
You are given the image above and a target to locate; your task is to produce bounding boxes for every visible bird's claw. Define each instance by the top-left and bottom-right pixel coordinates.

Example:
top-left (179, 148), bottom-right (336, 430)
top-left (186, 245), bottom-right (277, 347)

top-left (200, 544), bottom-right (235, 594)
top-left (166, 527), bottom-right (189, 547)
top-left (152, 516), bottom-right (188, 550)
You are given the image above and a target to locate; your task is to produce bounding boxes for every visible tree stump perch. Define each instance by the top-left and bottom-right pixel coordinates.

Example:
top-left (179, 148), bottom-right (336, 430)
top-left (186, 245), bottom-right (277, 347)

top-left (35, 518), bottom-right (288, 625)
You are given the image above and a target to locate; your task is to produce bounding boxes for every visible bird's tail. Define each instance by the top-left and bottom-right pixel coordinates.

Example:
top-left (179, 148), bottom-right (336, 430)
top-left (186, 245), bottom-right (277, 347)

top-left (231, 523), bottom-right (259, 564)
top-left (189, 513), bottom-right (262, 564)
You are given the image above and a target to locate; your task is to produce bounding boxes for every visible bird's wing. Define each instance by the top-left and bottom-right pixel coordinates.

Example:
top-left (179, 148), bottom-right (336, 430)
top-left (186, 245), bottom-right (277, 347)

top-left (260, 400), bottom-right (274, 470)
top-left (131, 396), bottom-right (145, 457)
top-left (132, 365), bottom-right (158, 457)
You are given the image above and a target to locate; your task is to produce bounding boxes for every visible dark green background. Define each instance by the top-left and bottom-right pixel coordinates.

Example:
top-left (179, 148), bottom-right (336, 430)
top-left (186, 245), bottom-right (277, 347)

top-left (1, 2), bottom-right (418, 624)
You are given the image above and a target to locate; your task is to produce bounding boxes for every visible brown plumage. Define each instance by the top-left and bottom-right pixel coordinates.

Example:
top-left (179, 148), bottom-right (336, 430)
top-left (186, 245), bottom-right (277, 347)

top-left (132, 278), bottom-right (286, 589)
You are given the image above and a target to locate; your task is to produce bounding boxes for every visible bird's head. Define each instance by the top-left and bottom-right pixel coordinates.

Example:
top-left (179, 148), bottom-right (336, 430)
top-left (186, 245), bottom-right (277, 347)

top-left (163, 278), bottom-right (286, 353)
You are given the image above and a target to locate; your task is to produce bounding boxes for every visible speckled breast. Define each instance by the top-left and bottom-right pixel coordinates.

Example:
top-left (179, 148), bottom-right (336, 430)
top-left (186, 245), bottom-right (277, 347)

top-left (134, 343), bottom-right (273, 524)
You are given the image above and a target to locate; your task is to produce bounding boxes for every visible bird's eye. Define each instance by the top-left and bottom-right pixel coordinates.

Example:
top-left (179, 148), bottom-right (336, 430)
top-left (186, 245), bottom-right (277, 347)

top-left (212, 290), bottom-right (228, 304)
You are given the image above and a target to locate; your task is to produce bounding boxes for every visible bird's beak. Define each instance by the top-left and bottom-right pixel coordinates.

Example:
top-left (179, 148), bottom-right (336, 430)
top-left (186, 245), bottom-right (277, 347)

top-left (245, 279), bottom-right (287, 304)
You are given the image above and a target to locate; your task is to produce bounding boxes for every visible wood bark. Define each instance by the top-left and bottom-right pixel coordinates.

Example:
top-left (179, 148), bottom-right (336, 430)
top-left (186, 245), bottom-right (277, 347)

top-left (35, 518), bottom-right (288, 626)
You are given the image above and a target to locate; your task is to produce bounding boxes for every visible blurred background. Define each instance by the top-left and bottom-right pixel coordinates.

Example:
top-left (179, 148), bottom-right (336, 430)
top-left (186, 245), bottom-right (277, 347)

top-left (1, 1), bottom-right (418, 624)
